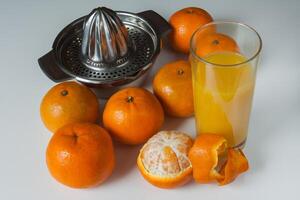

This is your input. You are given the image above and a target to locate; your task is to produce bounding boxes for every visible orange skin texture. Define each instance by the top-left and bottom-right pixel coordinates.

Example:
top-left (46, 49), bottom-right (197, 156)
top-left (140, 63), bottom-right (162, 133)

top-left (189, 134), bottom-right (227, 183)
top-left (40, 81), bottom-right (99, 133)
top-left (188, 134), bottom-right (249, 185)
top-left (219, 148), bottom-right (249, 185)
top-left (46, 123), bottom-right (115, 188)
top-left (169, 7), bottom-right (213, 54)
top-left (153, 60), bottom-right (194, 117)
top-left (195, 33), bottom-right (240, 57)
top-left (137, 155), bottom-right (192, 189)
top-left (103, 87), bottom-right (164, 145)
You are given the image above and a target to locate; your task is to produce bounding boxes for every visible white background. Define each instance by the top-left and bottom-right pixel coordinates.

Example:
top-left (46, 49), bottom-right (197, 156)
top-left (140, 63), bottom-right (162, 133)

top-left (0, 0), bottom-right (299, 199)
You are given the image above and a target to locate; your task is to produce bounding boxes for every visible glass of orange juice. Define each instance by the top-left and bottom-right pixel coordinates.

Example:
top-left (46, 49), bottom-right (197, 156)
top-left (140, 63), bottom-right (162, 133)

top-left (190, 21), bottom-right (262, 148)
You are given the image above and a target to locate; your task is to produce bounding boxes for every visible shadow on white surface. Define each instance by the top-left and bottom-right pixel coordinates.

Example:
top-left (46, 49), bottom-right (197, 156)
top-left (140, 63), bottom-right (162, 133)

top-left (104, 141), bottom-right (142, 185)
top-left (162, 116), bottom-right (193, 132)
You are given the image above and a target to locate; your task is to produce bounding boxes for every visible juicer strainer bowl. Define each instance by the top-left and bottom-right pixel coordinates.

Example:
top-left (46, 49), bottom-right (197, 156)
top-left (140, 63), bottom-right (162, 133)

top-left (38, 7), bottom-right (171, 91)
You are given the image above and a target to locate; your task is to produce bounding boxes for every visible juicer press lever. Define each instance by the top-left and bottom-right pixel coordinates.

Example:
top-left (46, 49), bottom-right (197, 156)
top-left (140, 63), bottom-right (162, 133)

top-left (38, 51), bottom-right (71, 82)
top-left (138, 10), bottom-right (172, 37)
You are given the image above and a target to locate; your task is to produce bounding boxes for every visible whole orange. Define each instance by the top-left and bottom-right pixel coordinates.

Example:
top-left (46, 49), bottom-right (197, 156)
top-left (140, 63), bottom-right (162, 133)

top-left (195, 33), bottom-right (240, 57)
top-left (40, 81), bottom-right (99, 133)
top-left (46, 123), bottom-right (115, 188)
top-left (169, 7), bottom-right (213, 54)
top-left (103, 87), bottom-right (164, 145)
top-left (153, 60), bottom-right (194, 117)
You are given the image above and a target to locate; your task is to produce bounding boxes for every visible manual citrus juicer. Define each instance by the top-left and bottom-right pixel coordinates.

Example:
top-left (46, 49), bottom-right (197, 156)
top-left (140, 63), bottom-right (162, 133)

top-left (38, 7), bottom-right (171, 97)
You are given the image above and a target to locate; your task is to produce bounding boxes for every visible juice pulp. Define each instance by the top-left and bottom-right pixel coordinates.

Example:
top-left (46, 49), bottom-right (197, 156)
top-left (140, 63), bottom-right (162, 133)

top-left (191, 51), bottom-right (255, 147)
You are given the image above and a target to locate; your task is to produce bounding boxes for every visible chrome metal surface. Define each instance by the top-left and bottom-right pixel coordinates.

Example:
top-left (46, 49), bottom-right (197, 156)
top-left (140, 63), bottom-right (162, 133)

top-left (53, 10), bottom-right (158, 86)
top-left (39, 8), bottom-right (173, 93)
top-left (81, 7), bottom-right (132, 68)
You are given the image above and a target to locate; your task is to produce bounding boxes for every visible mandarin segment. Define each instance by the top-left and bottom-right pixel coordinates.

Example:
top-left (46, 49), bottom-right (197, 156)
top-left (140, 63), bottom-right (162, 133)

top-left (137, 131), bottom-right (193, 188)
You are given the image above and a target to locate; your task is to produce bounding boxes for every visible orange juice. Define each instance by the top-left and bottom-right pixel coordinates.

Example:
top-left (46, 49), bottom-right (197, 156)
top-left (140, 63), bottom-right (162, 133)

top-left (191, 51), bottom-right (255, 147)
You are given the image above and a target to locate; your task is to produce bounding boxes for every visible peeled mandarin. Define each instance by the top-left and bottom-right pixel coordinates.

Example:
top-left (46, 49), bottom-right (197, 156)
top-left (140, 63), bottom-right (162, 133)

top-left (137, 130), bottom-right (193, 189)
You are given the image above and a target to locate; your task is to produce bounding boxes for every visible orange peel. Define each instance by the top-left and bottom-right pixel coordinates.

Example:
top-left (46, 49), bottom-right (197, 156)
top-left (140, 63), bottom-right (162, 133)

top-left (188, 134), bottom-right (249, 185)
top-left (218, 148), bottom-right (249, 185)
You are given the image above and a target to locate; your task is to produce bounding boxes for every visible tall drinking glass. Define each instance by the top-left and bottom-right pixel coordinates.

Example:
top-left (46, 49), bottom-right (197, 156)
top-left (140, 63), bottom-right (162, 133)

top-left (190, 21), bottom-right (262, 148)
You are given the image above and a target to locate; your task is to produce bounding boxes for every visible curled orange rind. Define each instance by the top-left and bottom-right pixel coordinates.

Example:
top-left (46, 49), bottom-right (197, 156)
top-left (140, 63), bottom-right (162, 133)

top-left (188, 134), bottom-right (249, 186)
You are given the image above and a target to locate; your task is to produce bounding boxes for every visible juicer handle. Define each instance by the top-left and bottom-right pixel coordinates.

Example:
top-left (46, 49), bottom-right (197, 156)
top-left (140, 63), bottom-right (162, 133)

top-left (38, 51), bottom-right (72, 82)
top-left (138, 10), bottom-right (172, 38)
